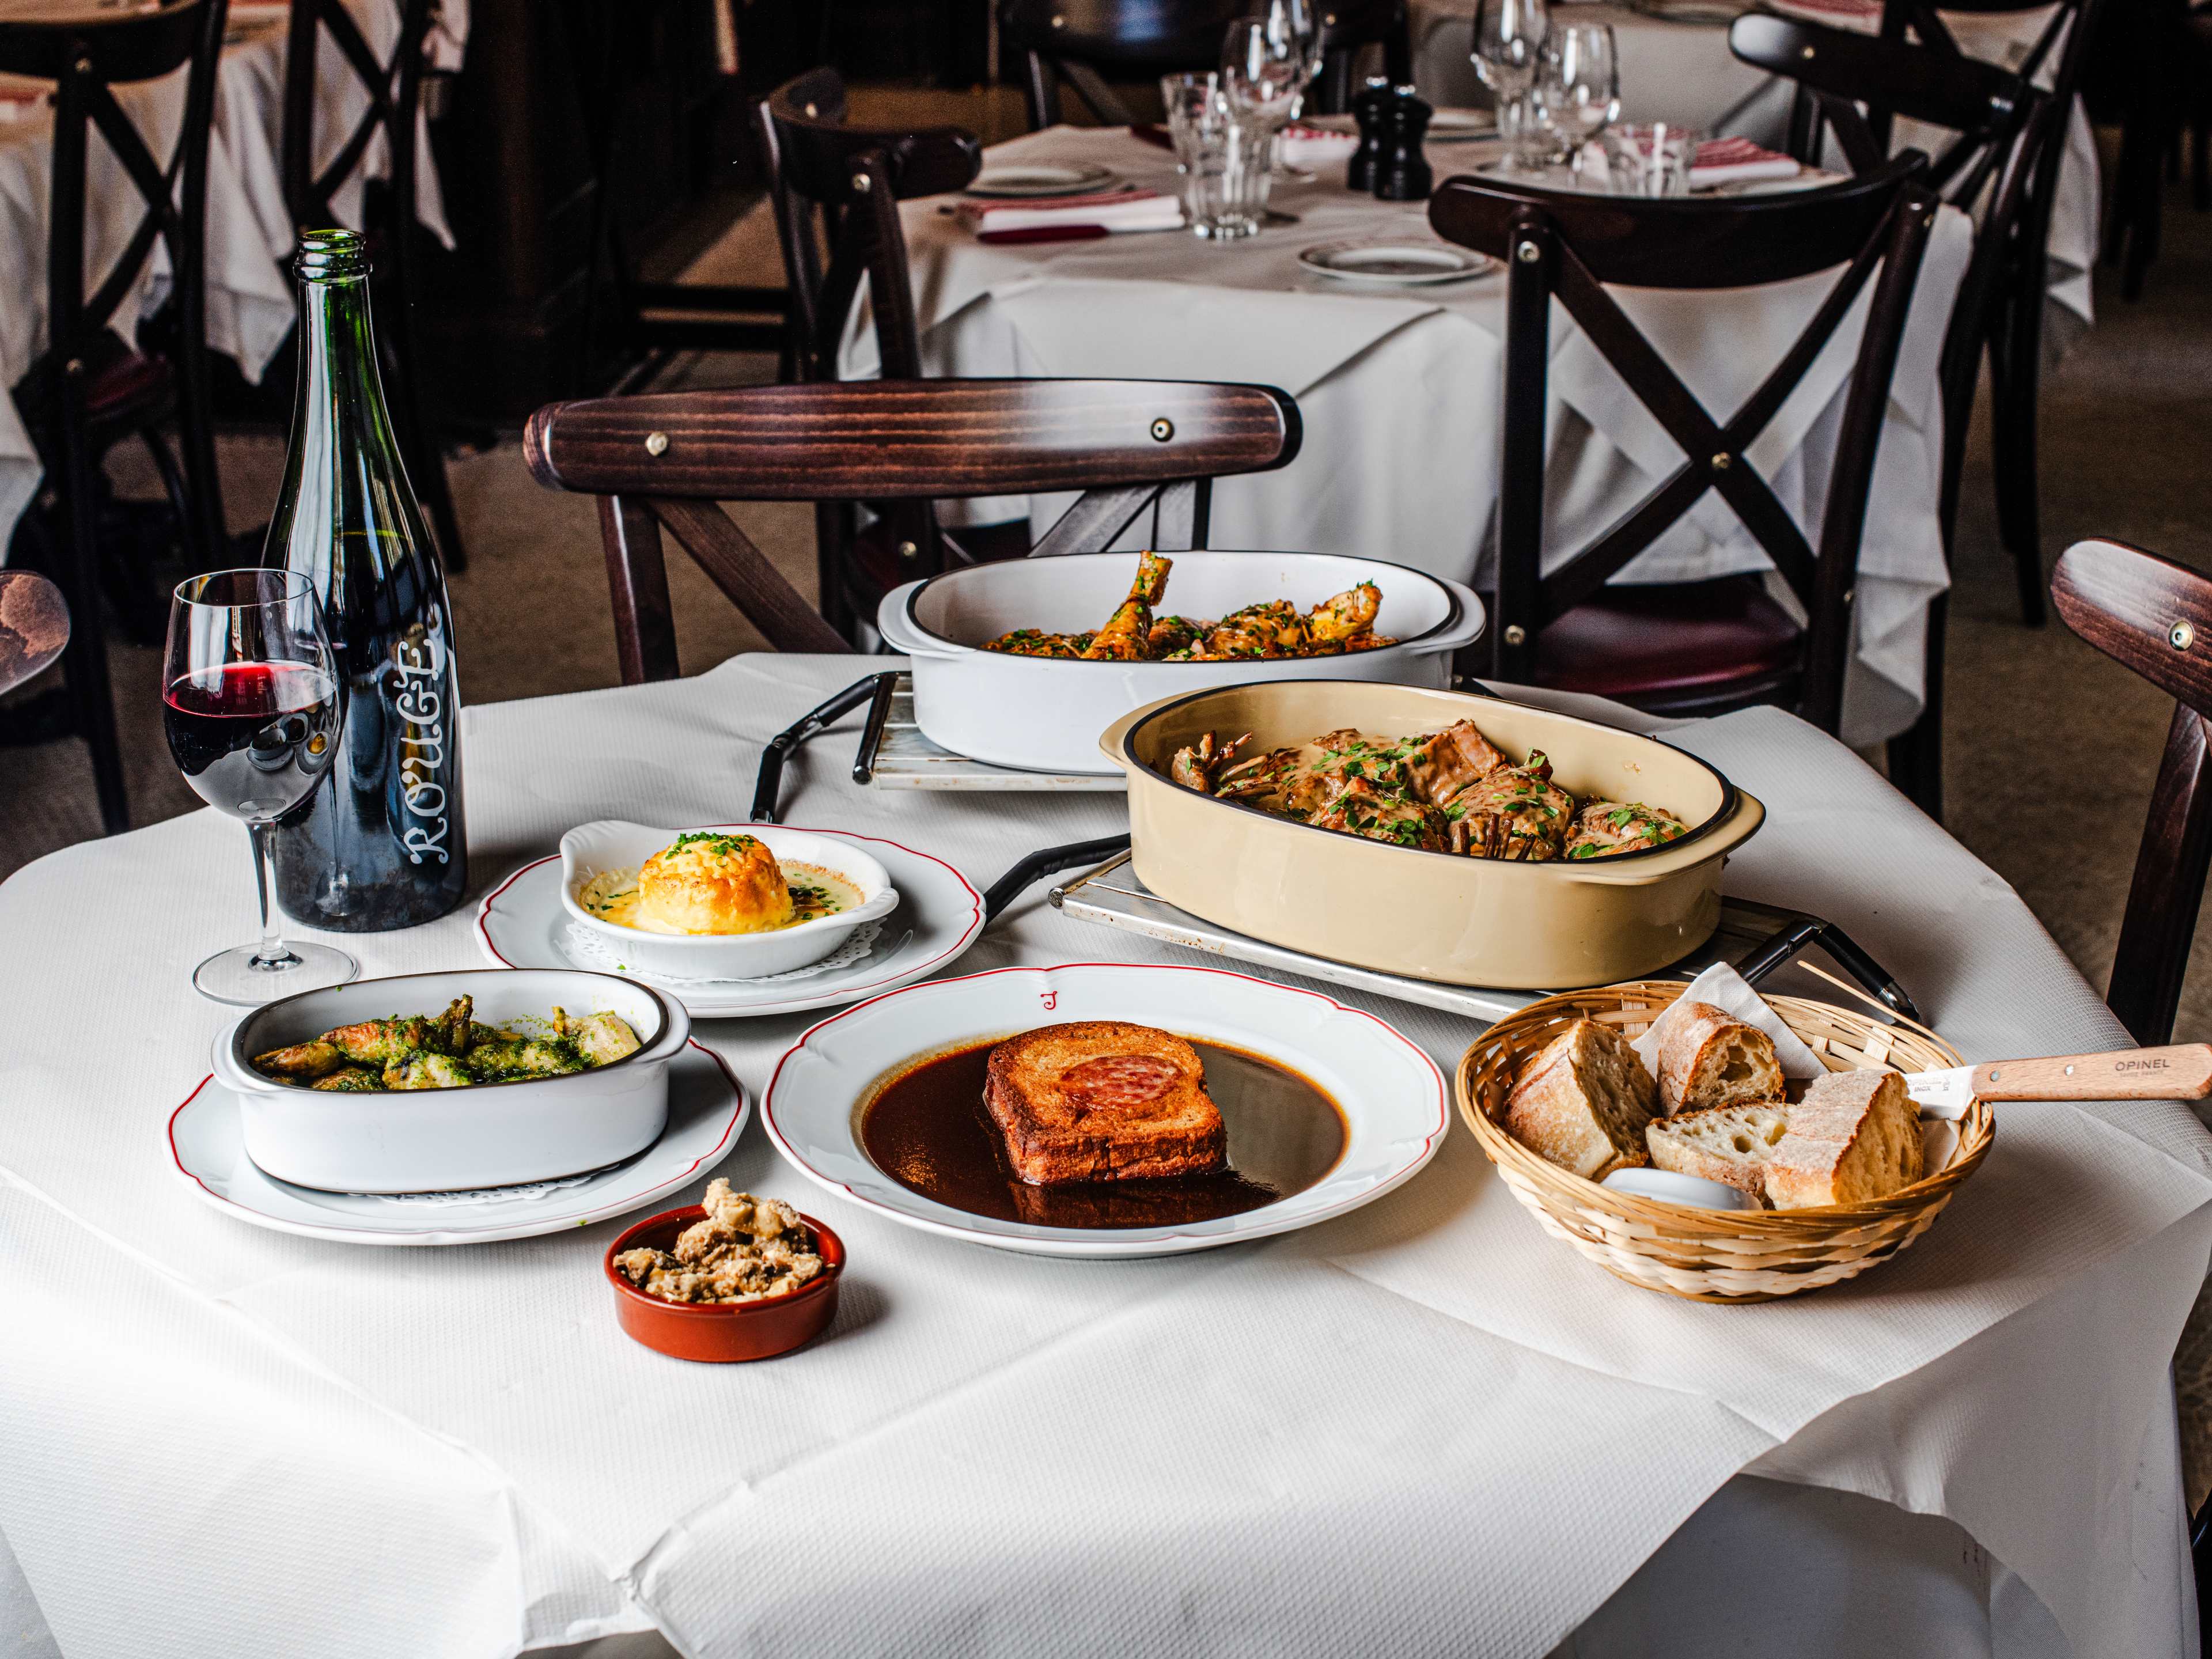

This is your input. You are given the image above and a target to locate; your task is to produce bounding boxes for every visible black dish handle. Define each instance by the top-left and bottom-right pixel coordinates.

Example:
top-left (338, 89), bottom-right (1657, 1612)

top-left (750, 673), bottom-right (895, 824)
top-left (1734, 914), bottom-right (1919, 1024)
top-left (983, 835), bottom-right (1132, 923)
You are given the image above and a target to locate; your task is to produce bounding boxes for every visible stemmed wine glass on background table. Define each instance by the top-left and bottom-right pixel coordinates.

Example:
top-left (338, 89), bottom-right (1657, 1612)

top-left (1537, 22), bottom-right (1620, 171)
top-left (1472, 0), bottom-right (1551, 169)
top-left (163, 568), bottom-right (357, 1004)
top-left (1222, 12), bottom-right (1310, 181)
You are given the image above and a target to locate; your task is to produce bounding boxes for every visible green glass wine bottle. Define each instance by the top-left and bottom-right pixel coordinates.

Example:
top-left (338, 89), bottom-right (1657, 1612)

top-left (265, 228), bottom-right (467, 930)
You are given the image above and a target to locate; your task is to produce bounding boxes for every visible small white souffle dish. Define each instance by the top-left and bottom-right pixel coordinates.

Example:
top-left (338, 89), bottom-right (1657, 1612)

top-left (558, 820), bottom-right (899, 981)
top-left (214, 968), bottom-right (690, 1193)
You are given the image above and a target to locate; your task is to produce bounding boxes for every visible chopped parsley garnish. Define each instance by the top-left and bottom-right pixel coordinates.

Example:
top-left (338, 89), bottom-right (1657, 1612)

top-left (671, 831), bottom-right (762, 858)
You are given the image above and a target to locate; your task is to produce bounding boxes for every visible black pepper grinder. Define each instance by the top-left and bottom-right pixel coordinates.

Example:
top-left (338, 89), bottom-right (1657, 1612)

top-left (1346, 74), bottom-right (1392, 192)
top-left (1372, 85), bottom-right (1435, 202)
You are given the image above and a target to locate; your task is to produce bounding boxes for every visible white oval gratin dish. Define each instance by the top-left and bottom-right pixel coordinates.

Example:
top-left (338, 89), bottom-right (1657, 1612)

top-left (877, 551), bottom-right (1487, 775)
top-left (214, 968), bottom-right (691, 1194)
top-left (559, 820), bottom-right (899, 980)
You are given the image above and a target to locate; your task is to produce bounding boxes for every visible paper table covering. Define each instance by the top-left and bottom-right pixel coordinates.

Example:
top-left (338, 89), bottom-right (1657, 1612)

top-left (2, 654), bottom-right (2209, 1659)
top-left (841, 127), bottom-right (1972, 747)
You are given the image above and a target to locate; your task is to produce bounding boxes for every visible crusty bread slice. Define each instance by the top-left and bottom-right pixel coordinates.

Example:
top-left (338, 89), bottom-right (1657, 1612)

top-left (1502, 1018), bottom-right (1656, 1180)
top-left (983, 1022), bottom-right (1226, 1185)
top-left (1645, 1103), bottom-right (1791, 1205)
top-left (1656, 1001), bottom-right (1785, 1116)
top-left (1762, 1069), bottom-right (1924, 1210)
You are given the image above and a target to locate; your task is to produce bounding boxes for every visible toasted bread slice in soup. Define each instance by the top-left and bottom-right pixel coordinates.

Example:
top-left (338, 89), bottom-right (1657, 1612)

top-left (1762, 1069), bottom-right (1925, 1209)
top-left (1656, 1001), bottom-right (1785, 1115)
top-left (1645, 1102), bottom-right (1791, 1205)
top-left (983, 1022), bottom-right (1228, 1185)
top-left (1502, 1017), bottom-right (1656, 1180)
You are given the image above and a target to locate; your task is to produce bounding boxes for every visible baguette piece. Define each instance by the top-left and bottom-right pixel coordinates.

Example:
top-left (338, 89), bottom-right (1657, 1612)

top-left (1656, 1001), bottom-right (1785, 1115)
top-left (1502, 1018), bottom-right (1656, 1180)
top-left (1762, 1069), bottom-right (1924, 1210)
top-left (1645, 1103), bottom-right (1791, 1205)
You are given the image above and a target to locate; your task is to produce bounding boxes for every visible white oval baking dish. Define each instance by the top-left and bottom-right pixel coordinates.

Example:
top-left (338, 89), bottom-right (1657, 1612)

top-left (214, 969), bottom-right (691, 1193)
top-left (559, 820), bottom-right (899, 979)
top-left (877, 551), bottom-right (1487, 775)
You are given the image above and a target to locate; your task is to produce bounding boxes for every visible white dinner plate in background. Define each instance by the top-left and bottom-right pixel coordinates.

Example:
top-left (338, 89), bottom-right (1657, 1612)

top-left (965, 162), bottom-right (1119, 198)
top-left (1427, 108), bottom-right (1499, 140)
top-left (762, 961), bottom-right (1449, 1259)
top-left (1298, 240), bottom-right (1498, 285)
top-left (168, 1042), bottom-right (748, 1246)
top-left (475, 828), bottom-right (986, 1020)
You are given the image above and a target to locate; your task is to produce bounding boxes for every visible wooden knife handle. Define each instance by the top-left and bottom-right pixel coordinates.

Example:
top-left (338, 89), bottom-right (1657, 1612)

top-left (1972, 1044), bottom-right (2212, 1101)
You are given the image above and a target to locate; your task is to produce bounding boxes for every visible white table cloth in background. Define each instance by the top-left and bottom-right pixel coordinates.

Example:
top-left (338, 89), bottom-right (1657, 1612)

top-left (0, 0), bottom-right (465, 550)
top-left (845, 127), bottom-right (1972, 745)
top-left (2, 653), bottom-right (2209, 1658)
top-left (1410, 0), bottom-right (2100, 326)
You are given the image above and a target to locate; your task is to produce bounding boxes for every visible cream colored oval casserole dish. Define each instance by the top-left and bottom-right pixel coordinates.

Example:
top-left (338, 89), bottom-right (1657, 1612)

top-left (1100, 680), bottom-right (1766, 989)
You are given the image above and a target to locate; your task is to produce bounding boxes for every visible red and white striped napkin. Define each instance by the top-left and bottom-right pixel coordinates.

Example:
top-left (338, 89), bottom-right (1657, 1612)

top-left (1690, 136), bottom-right (1802, 188)
top-left (0, 74), bottom-right (46, 123)
top-left (955, 187), bottom-right (1184, 237)
top-left (1760, 0), bottom-right (1881, 30)
top-left (1279, 124), bottom-right (1359, 168)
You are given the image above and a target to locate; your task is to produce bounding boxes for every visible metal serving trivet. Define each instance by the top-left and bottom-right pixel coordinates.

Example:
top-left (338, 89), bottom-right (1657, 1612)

top-left (751, 675), bottom-right (1124, 816)
top-left (1050, 850), bottom-right (1918, 1026)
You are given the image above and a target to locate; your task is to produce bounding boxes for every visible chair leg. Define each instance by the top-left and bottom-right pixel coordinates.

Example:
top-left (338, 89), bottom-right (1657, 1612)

top-left (52, 469), bottom-right (130, 835)
top-left (1986, 296), bottom-right (2047, 627)
top-left (1885, 592), bottom-right (1946, 821)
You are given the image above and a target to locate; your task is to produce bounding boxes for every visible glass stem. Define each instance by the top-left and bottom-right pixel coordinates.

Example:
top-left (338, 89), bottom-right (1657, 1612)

top-left (248, 821), bottom-right (300, 971)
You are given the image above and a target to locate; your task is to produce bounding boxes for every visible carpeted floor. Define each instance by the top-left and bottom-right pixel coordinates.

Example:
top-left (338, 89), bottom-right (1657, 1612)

top-left (7, 113), bottom-right (2212, 1492)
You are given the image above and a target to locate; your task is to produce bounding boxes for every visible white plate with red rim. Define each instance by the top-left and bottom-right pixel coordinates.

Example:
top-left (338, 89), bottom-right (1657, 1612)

top-left (166, 1042), bottom-right (748, 1246)
top-left (762, 961), bottom-right (1449, 1258)
top-left (476, 827), bottom-right (987, 1019)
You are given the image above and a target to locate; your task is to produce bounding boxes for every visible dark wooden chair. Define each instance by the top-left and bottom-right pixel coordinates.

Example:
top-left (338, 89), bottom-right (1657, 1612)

top-left (563, 0), bottom-right (788, 393)
top-left (2048, 539), bottom-right (2212, 1048)
top-left (753, 68), bottom-right (987, 641)
top-left (0, 0), bottom-right (229, 835)
top-left (998, 0), bottom-right (1409, 126)
top-left (519, 377), bottom-right (1304, 679)
top-left (1426, 157), bottom-right (1937, 747)
top-left (1732, 0), bottom-right (2105, 634)
top-left (280, 0), bottom-right (467, 571)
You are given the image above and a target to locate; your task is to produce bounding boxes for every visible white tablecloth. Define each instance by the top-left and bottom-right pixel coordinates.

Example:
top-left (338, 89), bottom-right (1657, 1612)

top-left (0, 0), bottom-right (464, 550)
top-left (1410, 0), bottom-right (2100, 325)
top-left (2, 653), bottom-right (2209, 1658)
top-left (844, 127), bottom-right (1972, 745)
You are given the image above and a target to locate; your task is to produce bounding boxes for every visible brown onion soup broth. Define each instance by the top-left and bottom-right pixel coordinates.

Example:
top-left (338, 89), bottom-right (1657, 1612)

top-left (860, 1038), bottom-right (1348, 1229)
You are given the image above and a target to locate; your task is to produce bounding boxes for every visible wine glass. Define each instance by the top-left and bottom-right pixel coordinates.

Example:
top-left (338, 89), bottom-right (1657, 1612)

top-left (164, 568), bottom-right (357, 1005)
top-left (1537, 23), bottom-right (1620, 167)
top-left (1472, 0), bottom-right (1549, 167)
top-left (1222, 14), bottom-right (1308, 177)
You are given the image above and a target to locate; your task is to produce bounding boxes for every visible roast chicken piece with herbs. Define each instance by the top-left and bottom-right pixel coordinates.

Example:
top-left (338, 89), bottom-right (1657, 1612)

top-left (1080, 550), bottom-right (1173, 660)
top-left (1442, 752), bottom-right (1574, 861)
top-left (1564, 801), bottom-right (1692, 859)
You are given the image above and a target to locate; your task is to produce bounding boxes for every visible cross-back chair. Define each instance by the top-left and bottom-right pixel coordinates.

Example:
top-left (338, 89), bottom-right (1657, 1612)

top-left (754, 69), bottom-right (986, 639)
top-left (520, 377), bottom-right (1304, 679)
top-left (281, 0), bottom-right (467, 571)
top-left (0, 0), bottom-right (229, 835)
top-left (1310, 1), bottom-right (1415, 114)
top-left (1732, 0), bottom-right (2105, 634)
top-left (1426, 157), bottom-right (1937, 750)
top-left (2049, 539), bottom-right (2212, 1048)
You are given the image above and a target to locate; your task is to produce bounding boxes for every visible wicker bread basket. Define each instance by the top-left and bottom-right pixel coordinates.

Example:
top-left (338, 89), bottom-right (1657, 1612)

top-left (1459, 980), bottom-right (1995, 1302)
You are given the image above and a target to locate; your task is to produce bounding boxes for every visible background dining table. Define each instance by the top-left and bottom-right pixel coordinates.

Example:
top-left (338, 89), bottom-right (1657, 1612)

top-left (2, 653), bottom-right (2209, 1658)
top-left (1408, 0), bottom-right (2103, 327)
top-left (846, 126), bottom-right (1975, 747)
top-left (0, 0), bottom-right (465, 551)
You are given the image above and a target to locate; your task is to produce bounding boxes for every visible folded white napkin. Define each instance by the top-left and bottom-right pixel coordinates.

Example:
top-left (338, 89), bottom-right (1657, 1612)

top-left (1279, 125), bottom-right (1359, 169)
top-left (1631, 962), bottom-right (1828, 1082)
top-left (957, 188), bottom-right (1185, 236)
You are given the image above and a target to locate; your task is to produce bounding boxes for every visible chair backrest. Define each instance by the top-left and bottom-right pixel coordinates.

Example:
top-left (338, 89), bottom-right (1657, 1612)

top-left (2050, 539), bottom-right (2212, 1046)
top-left (1312, 1), bottom-right (1415, 113)
top-left (0, 0), bottom-right (224, 389)
top-left (999, 0), bottom-right (1233, 127)
top-left (521, 377), bottom-right (1304, 679)
top-left (281, 0), bottom-right (433, 234)
top-left (753, 67), bottom-right (982, 386)
top-left (1427, 156), bottom-right (1936, 732)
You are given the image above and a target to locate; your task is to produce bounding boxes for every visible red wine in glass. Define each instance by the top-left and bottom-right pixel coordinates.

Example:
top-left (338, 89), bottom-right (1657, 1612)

top-left (164, 569), bottom-right (357, 1005)
top-left (164, 661), bottom-right (340, 821)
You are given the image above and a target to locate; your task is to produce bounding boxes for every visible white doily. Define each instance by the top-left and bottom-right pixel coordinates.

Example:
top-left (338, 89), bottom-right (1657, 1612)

top-left (350, 1169), bottom-right (607, 1206)
top-left (558, 920), bottom-right (886, 987)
